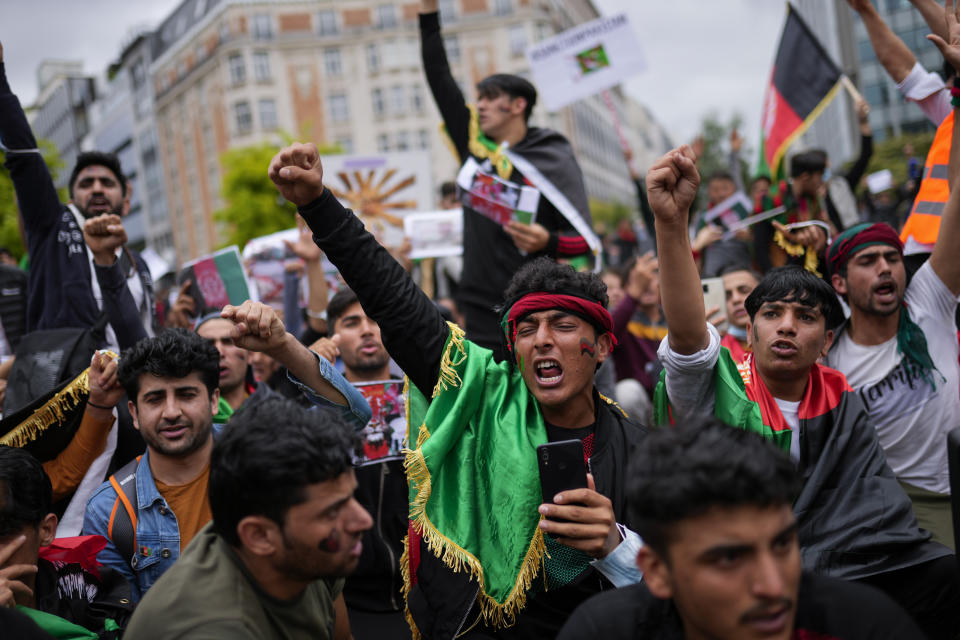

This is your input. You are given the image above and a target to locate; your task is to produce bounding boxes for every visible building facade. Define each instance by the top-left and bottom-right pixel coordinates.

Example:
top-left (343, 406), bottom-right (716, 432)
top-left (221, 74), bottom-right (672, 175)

top-left (148, 0), bottom-right (668, 262)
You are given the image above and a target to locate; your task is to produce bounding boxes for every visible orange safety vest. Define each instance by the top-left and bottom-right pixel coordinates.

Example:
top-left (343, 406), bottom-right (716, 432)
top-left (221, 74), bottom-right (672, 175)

top-left (901, 110), bottom-right (953, 246)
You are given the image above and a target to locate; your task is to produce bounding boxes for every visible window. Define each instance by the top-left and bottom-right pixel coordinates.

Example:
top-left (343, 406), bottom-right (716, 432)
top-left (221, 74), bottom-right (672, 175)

top-left (252, 13), bottom-right (273, 40)
top-left (324, 48), bottom-right (343, 76)
top-left (535, 22), bottom-right (553, 42)
top-left (318, 9), bottom-right (338, 35)
top-left (259, 98), bottom-right (278, 130)
top-left (372, 88), bottom-right (386, 117)
top-left (234, 101), bottom-right (252, 133)
top-left (439, 0), bottom-right (457, 22)
top-left (508, 25), bottom-right (527, 57)
top-left (366, 43), bottom-right (380, 72)
top-left (493, 0), bottom-right (512, 15)
top-left (377, 133), bottom-right (390, 152)
top-left (253, 51), bottom-right (271, 81)
top-left (395, 131), bottom-right (409, 151)
top-left (131, 58), bottom-right (146, 89)
top-left (390, 85), bottom-right (406, 115)
top-left (228, 53), bottom-right (246, 85)
top-left (376, 5), bottom-right (397, 29)
top-left (336, 136), bottom-right (354, 154)
top-left (219, 21), bottom-right (230, 43)
top-left (417, 128), bottom-right (430, 150)
top-left (444, 35), bottom-right (461, 63)
top-left (329, 93), bottom-right (349, 123)
top-left (411, 84), bottom-right (424, 113)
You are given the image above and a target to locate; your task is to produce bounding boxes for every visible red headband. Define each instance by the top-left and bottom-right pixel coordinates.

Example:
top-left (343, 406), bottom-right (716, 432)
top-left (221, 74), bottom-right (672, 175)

top-left (504, 293), bottom-right (617, 352)
top-left (826, 223), bottom-right (903, 275)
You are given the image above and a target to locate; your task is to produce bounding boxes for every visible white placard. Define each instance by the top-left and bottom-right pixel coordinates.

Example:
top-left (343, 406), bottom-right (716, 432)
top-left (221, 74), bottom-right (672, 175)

top-left (866, 169), bottom-right (893, 194)
top-left (404, 210), bottom-right (464, 260)
top-left (526, 13), bottom-right (645, 112)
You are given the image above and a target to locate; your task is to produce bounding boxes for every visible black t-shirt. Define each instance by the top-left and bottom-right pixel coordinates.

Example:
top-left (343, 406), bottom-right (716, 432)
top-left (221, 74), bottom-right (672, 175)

top-left (556, 572), bottom-right (926, 640)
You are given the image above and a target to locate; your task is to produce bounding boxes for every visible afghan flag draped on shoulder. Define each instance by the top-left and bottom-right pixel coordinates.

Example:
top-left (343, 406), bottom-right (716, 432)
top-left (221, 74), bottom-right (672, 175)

top-left (756, 4), bottom-right (843, 183)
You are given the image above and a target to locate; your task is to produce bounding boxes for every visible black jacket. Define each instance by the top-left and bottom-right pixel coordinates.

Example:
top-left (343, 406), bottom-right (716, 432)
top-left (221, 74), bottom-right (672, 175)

top-left (0, 63), bottom-right (154, 345)
top-left (299, 189), bottom-right (647, 640)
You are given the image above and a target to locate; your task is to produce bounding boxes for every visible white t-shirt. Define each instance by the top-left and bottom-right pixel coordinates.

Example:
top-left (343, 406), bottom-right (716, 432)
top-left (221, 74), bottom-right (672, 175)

top-left (825, 262), bottom-right (958, 494)
top-left (774, 398), bottom-right (800, 463)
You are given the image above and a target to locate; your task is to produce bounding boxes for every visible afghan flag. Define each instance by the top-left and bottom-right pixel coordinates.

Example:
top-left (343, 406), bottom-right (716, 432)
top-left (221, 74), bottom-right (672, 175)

top-left (176, 246), bottom-right (253, 314)
top-left (756, 4), bottom-right (843, 182)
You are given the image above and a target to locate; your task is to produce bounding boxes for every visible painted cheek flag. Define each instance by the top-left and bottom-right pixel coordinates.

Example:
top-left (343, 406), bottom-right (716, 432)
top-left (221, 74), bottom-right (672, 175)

top-left (757, 4), bottom-right (843, 183)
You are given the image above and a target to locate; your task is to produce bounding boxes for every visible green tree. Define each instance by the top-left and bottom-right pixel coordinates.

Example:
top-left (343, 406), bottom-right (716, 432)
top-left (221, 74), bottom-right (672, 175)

top-left (0, 138), bottom-right (65, 260)
top-left (859, 131), bottom-right (935, 187)
top-left (213, 141), bottom-right (341, 249)
top-left (693, 111), bottom-right (749, 189)
top-left (589, 198), bottom-right (632, 230)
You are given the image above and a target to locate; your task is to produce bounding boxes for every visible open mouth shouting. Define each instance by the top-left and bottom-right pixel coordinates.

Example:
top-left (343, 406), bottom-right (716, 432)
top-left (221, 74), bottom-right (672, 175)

top-left (769, 340), bottom-right (798, 358)
top-left (872, 279), bottom-right (898, 305)
top-left (535, 358), bottom-right (564, 387)
top-left (85, 196), bottom-right (113, 214)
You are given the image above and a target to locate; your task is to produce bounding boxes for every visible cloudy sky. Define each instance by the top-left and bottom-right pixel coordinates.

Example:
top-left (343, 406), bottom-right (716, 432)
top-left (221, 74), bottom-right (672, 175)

top-left (0, 0), bottom-right (787, 161)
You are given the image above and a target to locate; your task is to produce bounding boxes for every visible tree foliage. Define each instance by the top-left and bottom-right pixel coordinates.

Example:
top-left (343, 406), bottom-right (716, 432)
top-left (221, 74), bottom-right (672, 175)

top-left (860, 131), bottom-right (935, 187)
top-left (589, 198), bottom-right (633, 229)
top-left (694, 111), bottom-right (749, 187)
top-left (213, 141), bottom-right (340, 249)
top-left (0, 138), bottom-right (66, 260)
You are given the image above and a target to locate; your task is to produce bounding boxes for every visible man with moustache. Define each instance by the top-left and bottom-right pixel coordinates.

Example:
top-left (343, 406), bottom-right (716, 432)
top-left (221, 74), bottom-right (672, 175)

top-left (0, 42), bottom-right (155, 349)
top-left (123, 397), bottom-right (372, 639)
top-left (82, 303), bottom-right (371, 601)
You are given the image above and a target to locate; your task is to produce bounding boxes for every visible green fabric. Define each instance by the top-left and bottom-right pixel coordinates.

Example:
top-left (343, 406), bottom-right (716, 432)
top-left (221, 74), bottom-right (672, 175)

top-left (213, 396), bottom-right (233, 424)
top-left (896, 306), bottom-right (941, 390)
top-left (16, 607), bottom-right (98, 639)
top-left (653, 347), bottom-right (791, 453)
top-left (407, 327), bottom-right (547, 607)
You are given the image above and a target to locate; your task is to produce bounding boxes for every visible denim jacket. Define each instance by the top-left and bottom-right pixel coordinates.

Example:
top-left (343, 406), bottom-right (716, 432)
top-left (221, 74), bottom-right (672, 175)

top-left (82, 353), bottom-right (372, 601)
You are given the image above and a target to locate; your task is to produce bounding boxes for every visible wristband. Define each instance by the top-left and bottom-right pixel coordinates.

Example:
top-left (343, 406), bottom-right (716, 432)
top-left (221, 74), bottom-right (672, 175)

top-left (86, 400), bottom-right (114, 410)
top-left (306, 309), bottom-right (327, 320)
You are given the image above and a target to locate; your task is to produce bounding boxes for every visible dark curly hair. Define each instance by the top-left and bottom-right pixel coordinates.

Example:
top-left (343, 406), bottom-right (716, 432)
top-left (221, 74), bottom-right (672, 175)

top-left (502, 257), bottom-right (608, 308)
top-left (209, 397), bottom-right (354, 546)
top-left (118, 328), bottom-right (220, 402)
top-left (68, 150), bottom-right (128, 198)
top-left (0, 446), bottom-right (52, 536)
top-left (745, 265), bottom-right (843, 329)
top-left (627, 415), bottom-right (800, 558)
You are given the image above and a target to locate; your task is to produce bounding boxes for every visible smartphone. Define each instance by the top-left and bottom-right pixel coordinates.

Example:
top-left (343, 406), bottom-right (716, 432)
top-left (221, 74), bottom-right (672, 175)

top-left (537, 439), bottom-right (588, 506)
top-left (702, 277), bottom-right (728, 333)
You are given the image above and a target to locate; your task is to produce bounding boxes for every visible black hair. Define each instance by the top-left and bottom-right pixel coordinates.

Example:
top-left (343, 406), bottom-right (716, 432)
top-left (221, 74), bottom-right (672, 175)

top-left (0, 446), bottom-right (52, 536)
top-left (476, 73), bottom-right (537, 122)
top-left (209, 397), bottom-right (354, 546)
top-left (68, 151), bottom-right (128, 199)
top-left (118, 328), bottom-right (220, 401)
top-left (627, 416), bottom-right (800, 558)
top-left (439, 181), bottom-right (457, 199)
top-left (744, 265), bottom-right (843, 329)
top-left (327, 287), bottom-right (360, 332)
top-left (719, 265), bottom-right (763, 284)
top-left (750, 175), bottom-right (772, 189)
top-left (707, 170), bottom-right (735, 185)
top-left (789, 150), bottom-right (827, 178)
top-left (502, 257), bottom-right (608, 310)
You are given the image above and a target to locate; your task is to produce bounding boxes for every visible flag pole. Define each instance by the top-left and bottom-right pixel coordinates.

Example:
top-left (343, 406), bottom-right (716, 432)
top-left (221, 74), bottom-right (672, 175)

top-left (840, 75), bottom-right (864, 103)
top-left (600, 88), bottom-right (632, 159)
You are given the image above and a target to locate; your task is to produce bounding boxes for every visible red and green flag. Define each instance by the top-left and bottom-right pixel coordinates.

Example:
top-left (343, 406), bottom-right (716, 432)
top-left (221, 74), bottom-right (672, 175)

top-left (177, 246), bottom-right (253, 314)
top-left (757, 4), bottom-right (843, 183)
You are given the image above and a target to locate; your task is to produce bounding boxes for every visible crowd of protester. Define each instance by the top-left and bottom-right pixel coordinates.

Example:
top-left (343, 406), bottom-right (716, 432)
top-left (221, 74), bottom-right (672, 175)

top-left (1, 0), bottom-right (960, 638)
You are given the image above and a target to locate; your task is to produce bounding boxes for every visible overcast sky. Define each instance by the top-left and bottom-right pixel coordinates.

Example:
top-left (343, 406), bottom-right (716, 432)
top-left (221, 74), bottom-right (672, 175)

top-left (0, 0), bottom-right (788, 163)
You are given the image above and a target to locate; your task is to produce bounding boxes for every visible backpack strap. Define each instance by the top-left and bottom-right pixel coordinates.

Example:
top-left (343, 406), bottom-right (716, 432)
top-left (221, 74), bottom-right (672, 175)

top-left (107, 456), bottom-right (141, 571)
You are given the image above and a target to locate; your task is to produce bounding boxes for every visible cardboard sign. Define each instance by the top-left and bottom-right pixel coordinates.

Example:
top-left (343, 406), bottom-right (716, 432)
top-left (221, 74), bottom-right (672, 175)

top-left (526, 13), bottom-right (645, 111)
top-left (404, 210), bottom-right (464, 259)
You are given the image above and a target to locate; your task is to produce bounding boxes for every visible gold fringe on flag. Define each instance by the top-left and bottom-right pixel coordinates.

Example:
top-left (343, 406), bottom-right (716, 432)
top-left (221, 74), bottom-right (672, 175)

top-left (438, 106), bottom-right (514, 180)
top-left (0, 369), bottom-right (90, 448)
top-left (773, 230), bottom-right (822, 277)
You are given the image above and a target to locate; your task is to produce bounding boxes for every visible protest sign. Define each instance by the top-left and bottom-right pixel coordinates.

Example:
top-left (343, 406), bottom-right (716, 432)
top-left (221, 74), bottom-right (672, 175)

top-left (176, 246), bottom-right (255, 313)
top-left (404, 210), bottom-right (464, 259)
top-left (322, 151), bottom-right (433, 246)
top-left (526, 13), bottom-right (645, 111)
top-left (353, 380), bottom-right (407, 466)
top-left (866, 169), bottom-right (893, 194)
top-left (456, 157), bottom-right (538, 226)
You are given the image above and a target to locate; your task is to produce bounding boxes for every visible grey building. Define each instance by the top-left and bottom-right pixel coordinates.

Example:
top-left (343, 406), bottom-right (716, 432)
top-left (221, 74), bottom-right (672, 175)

top-left (29, 61), bottom-right (96, 192)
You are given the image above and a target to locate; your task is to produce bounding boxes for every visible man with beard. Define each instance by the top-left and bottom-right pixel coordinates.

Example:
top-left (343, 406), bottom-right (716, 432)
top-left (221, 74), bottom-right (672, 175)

top-left (123, 397), bottom-right (372, 639)
top-left (82, 303), bottom-right (371, 601)
top-left (0, 42), bottom-right (155, 349)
